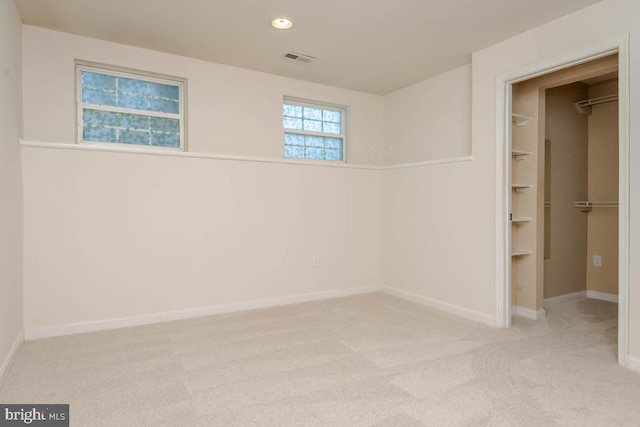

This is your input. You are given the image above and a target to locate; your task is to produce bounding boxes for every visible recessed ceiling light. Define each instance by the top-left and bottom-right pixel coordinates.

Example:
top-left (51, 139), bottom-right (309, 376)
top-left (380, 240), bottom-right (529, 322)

top-left (271, 17), bottom-right (294, 30)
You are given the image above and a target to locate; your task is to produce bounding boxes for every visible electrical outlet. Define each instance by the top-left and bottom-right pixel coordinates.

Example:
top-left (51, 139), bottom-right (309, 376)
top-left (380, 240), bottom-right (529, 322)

top-left (369, 147), bottom-right (376, 156)
top-left (593, 255), bottom-right (602, 267)
top-left (312, 256), bottom-right (320, 268)
top-left (386, 146), bottom-right (393, 157)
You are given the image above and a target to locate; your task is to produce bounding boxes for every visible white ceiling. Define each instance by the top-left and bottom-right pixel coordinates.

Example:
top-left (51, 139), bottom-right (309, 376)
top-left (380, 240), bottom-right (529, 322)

top-left (15, 0), bottom-right (603, 95)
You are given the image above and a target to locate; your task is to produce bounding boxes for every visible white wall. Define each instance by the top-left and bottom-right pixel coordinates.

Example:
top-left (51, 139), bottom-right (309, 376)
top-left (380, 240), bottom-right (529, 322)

top-left (381, 158), bottom-right (493, 323)
top-left (21, 27), bottom-right (383, 333)
top-left (0, 0), bottom-right (24, 377)
top-left (473, 0), bottom-right (639, 353)
top-left (383, 65), bottom-right (471, 165)
top-left (381, 66), bottom-right (492, 321)
top-left (381, 0), bottom-right (640, 361)
top-left (22, 26), bottom-right (384, 166)
top-left (22, 148), bottom-right (381, 331)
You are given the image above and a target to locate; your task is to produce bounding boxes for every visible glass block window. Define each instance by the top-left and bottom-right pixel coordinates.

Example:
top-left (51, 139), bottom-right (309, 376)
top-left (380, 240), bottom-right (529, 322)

top-left (76, 62), bottom-right (186, 150)
top-left (283, 98), bottom-right (346, 161)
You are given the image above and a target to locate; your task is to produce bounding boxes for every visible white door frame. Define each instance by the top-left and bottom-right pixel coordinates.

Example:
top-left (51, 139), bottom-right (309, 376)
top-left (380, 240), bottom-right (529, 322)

top-left (494, 35), bottom-right (630, 367)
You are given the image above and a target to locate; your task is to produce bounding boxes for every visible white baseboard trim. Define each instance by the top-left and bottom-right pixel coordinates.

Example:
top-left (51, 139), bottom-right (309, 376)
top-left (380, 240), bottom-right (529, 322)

top-left (162, 285), bottom-right (381, 322)
top-left (25, 312), bottom-right (164, 340)
top-left (512, 306), bottom-right (546, 320)
top-left (544, 291), bottom-right (587, 304)
top-left (381, 286), bottom-right (494, 326)
top-left (0, 331), bottom-right (24, 387)
top-left (24, 285), bottom-right (382, 340)
top-left (542, 290), bottom-right (618, 304)
top-left (628, 355), bottom-right (640, 373)
top-left (586, 290), bottom-right (618, 303)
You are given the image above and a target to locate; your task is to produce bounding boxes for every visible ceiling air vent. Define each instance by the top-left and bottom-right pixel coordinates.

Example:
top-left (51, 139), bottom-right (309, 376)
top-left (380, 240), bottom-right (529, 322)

top-left (282, 52), bottom-right (316, 64)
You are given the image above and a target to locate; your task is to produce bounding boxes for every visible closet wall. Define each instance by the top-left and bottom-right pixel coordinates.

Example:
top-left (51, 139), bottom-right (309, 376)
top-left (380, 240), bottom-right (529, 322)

top-left (587, 79), bottom-right (619, 297)
top-left (543, 83), bottom-right (589, 299)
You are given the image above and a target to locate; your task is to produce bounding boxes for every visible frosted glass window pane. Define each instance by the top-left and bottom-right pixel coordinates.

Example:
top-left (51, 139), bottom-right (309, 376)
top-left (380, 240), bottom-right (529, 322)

top-left (303, 107), bottom-right (322, 120)
top-left (323, 110), bottom-right (341, 123)
top-left (119, 129), bottom-right (150, 145)
top-left (82, 72), bottom-right (116, 90)
top-left (323, 122), bottom-right (341, 134)
top-left (83, 125), bottom-right (116, 142)
top-left (118, 92), bottom-right (148, 110)
top-left (151, 117), bottom-right (180, 133)
top-left (285, 133), bottom-right (304, 146)
top-left (110, 78), bottom-right (181, 113)
top-left (325, 137), bottom-right (342, 149)
top-left (303, 119), bottom-right (322, 132)
top-left (284, 117), bottom-right (303, 130)
top-left (79, 66), bottom-right (183, 148)
top-left (306, 135), bottom-right (324, 148)
top-left (325, 149), bottom-right (343, 161)
top-left (118, 77), bottom-right (148, 94)
top-left (283, 104), bottom-right (303, 118)
top-left (83, 88), bottom-right (116, 106)
top-left (151, 132), bottom-right (180, 147)
top-left (150, 82), bottom-right (179, 100)
top-left (149, 98), bottom-right (179, 114)
top-left (120, 112), bottom-right (149, 130)
top-left (306, 148), bottom-right (325, 159)
top-left (83, 109), bottom-right (118, 127)
top-left (282, 100), bottom-right (345, 162)
top-left (284, 146), bottom-right (305, 158)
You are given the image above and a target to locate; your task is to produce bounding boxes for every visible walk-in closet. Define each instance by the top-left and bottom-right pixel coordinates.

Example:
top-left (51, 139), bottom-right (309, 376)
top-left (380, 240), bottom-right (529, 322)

top-left (510, 54), bottom-right (619, 320)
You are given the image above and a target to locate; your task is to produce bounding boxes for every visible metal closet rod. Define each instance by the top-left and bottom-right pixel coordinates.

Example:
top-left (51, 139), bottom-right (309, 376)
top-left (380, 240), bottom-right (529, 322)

top-left (573, 201), bottom-right (618, 207)
top-left (573, 200), bottom-right (618, 212)
top-left (573, 94), bottom-right (618, 114)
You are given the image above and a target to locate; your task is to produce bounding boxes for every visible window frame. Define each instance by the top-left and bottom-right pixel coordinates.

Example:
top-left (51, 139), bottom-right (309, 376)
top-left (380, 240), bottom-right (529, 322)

top-left (75, 60), bottom-right (188, 151)
top-left (282, 96), bottom-right (347, 163)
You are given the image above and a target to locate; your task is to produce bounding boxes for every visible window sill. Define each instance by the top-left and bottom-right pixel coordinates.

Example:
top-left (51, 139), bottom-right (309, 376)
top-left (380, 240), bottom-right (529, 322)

top-left (78, 141), bottom-right (183, 153)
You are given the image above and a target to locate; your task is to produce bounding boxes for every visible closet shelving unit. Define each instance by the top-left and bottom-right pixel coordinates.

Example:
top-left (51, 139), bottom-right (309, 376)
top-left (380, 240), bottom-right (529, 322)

top-left (511, 112), bottom-right (534, 259)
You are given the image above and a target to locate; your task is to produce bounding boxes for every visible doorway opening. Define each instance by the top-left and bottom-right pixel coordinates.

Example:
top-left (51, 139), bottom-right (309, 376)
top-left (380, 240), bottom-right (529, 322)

top-left (494, 37), bottom-right (630, 367)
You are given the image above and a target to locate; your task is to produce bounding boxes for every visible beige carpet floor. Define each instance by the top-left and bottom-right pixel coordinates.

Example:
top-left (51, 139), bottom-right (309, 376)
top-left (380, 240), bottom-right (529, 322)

top-left (1, 293), bottom-right (639, 426)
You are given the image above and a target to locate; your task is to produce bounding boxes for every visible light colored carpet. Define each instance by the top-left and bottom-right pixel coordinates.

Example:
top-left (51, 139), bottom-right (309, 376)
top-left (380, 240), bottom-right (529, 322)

top-left (1, 293), bottom-right (639, 426)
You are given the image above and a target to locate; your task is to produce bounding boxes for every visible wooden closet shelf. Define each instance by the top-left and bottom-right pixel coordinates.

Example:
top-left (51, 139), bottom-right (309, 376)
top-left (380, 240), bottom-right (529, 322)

top-left (512, 184), bottom-right (533, 192)
top-left (512, 249), bottom-right (533, 257)
top-left (512, 113), bottom-right (534, 127)
top-left (512, 217), bottom-right (533, 224)
top-left (512, 149), bottom-right (532, 160)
